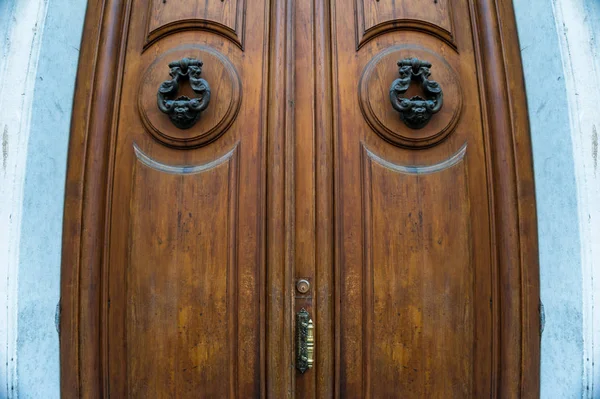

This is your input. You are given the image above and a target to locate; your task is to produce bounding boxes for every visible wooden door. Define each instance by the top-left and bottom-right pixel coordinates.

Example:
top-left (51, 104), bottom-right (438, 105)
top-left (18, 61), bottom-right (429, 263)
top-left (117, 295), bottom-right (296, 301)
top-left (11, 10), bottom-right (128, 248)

top-left (326, 0), bottom-right (540, 397)
top-left (61, 0), bottom-right (540, 398)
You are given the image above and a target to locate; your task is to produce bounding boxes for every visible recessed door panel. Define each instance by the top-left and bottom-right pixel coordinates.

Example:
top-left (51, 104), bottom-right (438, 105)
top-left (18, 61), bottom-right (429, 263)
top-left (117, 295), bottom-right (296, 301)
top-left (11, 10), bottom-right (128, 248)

top-left (126, 147), bottom-right (239, 397)
top-left (356, 0), bottom-right (455, 48)
top-left (145, 0), bottom-right (246, 48)
top-left (362, 145), bottom-right (472, 397)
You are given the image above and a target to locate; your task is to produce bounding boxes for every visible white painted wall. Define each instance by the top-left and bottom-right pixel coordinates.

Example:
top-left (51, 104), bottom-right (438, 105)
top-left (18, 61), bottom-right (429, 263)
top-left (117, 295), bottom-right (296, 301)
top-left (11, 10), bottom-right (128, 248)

top-left (550, 2), bottom-right (600, 395)
top-left (514, 1), bottom-right (583, 395)
top-left (0, 0), bottom-right (598, 397)
top-left (517, 0), bottom-right (600, 396)
top-left (0, 0), bottom-right (49, 396)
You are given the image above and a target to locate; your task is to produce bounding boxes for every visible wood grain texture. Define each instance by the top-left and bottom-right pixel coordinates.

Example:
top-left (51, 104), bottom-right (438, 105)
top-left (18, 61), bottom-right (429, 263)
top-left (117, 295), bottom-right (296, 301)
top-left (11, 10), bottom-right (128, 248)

top-left (126, 147), bottom-right (239, 397)
top-left (62, 0), bottom-right (269, 397)
top-left (496, 1), bottom-right (541, 396)
top-left (362, 144), bottom-right (472, 397)
top-left (60, 0), bottom-right (130, 396)
top-left (61, 0), bottom-right (539, 397)
top-left (355, 0), bottom-right (456, 49)
top-left (106, 0), bottom-right (268, 394)
top-left (292, 1), bottom-right (336, 397)
top-left (332, 0), bottom-right (538, 396)
top-left (145, 0), bottom-right (246, 49)
top-left (470, 0), bottom-right (541, 396)
top-left (138, 45), bottom-right (242, 148)
top-left (265, 0), bottom-right (294, 396)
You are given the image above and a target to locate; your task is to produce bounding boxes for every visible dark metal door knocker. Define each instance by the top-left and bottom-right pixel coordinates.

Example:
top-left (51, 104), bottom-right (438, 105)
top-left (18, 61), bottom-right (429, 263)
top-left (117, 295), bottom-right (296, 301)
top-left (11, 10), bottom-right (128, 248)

top-left (157, 57), bottom-right (211, 129)
top-left (389, 58), bottom-right (443, 129)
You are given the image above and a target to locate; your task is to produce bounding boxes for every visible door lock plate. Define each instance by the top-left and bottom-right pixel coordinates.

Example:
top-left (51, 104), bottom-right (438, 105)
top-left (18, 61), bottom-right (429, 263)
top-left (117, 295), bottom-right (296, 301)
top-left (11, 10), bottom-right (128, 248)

top-left (296, 308), bottom-right (314, 373)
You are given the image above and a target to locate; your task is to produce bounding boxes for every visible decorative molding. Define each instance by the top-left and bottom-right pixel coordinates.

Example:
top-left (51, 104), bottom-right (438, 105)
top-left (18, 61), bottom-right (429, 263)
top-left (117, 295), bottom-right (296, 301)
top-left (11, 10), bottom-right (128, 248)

top-left (363, 142), bottom-right (467, 175)
top-left (133, 142), bottom-right (237, 174)
top-left (60, 0), bottom-right (133, 395)
top-left (357, 19), bottom-right (456, 51)
top-left (145, 19), bottom-right (244, 51)
top-left (144, 0), bottom-right (246, 50)
top-left (359, 45), bottom-right (462, 149)
top-left (354, 0), bottom-right (457, 50)
top-left (138, 45), bottom-right (241, 149)
top-left (470, 0), bottom-right (541, 396)
top-left (265, 0), bottom-right (296, 395)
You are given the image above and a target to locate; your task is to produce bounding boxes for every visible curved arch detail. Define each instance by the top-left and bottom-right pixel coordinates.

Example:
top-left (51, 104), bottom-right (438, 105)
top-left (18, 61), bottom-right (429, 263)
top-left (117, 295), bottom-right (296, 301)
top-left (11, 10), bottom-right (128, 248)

top-left (144, 19), bottom-right (243, 51)
top-left (357, 19), bottom-right (457, 51)
top-left (133, 143), bottom-right (238, 175)
top-left (363, 142), bottom-right (467, 175)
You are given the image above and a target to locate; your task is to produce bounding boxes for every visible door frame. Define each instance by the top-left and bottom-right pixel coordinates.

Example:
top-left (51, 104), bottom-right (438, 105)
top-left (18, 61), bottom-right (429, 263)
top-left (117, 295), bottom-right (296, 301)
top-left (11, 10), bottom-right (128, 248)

top-left (60, 0), bottom-right (540, 397)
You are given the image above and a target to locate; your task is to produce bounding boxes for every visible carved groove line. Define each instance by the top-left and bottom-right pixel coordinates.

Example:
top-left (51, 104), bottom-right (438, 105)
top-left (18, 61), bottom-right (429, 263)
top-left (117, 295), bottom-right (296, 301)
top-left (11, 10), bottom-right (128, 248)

top-left (361, 147), bottom-right (374, 399)
top-left (133, 142), bottom-right (238, 174)
top-left (363, 142), bottom-right (467, 175)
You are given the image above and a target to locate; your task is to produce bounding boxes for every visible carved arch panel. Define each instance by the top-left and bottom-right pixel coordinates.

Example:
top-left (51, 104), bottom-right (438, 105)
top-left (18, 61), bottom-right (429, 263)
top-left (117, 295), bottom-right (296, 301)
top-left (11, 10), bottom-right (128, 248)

top-left (145, 0), bottom-right (246, 49)
top-left (355, 0), bottom-right (456, 49)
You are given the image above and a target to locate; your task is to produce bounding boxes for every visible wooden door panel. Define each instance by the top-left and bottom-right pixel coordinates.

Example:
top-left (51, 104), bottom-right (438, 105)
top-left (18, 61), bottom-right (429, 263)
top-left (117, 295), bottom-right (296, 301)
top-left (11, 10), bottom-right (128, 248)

top-left (362, 144), bottom-right (472, 397)
top-left (106, 14), bottom-right (266, 397)
top-left (126, 146), bottom-right (239, 397)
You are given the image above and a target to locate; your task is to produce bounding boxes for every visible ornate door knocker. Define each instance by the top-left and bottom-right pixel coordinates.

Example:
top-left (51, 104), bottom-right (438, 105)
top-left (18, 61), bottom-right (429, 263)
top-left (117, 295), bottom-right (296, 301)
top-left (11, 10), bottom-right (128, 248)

top-left (389, 58), bottom-right (443, 129)
top-left (157, 57), bottom-right (211, 129)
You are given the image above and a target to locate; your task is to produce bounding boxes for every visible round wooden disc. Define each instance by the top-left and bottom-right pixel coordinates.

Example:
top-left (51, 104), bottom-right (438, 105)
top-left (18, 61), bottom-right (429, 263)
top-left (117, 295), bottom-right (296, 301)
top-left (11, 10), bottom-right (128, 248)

top-left (138, 45), bottom-right (241, 149)
top-left (359, 45), bottom-right (462, 148)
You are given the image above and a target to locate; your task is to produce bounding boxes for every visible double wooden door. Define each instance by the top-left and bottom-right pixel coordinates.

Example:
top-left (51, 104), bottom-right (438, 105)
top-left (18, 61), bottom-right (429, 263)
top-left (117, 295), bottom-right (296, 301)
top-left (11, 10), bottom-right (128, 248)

top-left (61, 0), bottom-right (540, 397)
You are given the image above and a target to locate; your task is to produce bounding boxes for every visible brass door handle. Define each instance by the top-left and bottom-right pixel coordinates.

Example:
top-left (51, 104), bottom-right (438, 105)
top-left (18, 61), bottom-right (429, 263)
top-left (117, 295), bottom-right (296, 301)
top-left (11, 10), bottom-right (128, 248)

top-left (296, 308), bottom-right (314, 373)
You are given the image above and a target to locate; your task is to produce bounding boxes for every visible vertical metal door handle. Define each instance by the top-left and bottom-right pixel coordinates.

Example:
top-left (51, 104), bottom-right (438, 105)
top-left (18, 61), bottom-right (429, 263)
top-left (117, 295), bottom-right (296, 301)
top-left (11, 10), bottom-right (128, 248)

top-left (296, 308), bottom-right (314, 373)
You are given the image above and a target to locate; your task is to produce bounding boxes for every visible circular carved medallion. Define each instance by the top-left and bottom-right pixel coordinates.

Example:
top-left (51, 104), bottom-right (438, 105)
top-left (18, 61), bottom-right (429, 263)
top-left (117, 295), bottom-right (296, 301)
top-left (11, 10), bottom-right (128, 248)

top-left (359, 45), bottom-right (462, 148)
top-left (139, 45), bottom-right (241, 148)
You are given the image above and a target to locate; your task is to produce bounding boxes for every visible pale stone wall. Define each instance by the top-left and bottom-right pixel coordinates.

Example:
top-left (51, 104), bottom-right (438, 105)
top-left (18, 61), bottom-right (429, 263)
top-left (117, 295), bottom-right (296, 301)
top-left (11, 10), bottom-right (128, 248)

top-left (0, 0), bottom-right (85, 397)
